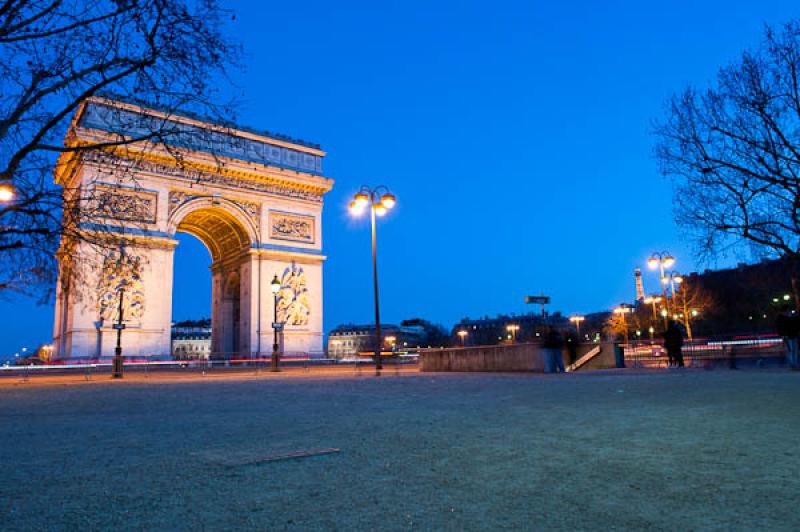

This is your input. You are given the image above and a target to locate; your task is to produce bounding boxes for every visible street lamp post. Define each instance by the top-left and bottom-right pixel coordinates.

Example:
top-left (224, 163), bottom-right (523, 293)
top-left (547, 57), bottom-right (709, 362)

top-left (506, 324), bottom-right (520, 343)
top-left (665, 271), bottom-right (683, 301)
top-left (349, 186), bottom-right (397, 375)
top-left (613, 304), bottom-right (633, 344)
top-left (648, 252), bottom-right (675, 315)
top-left (643, 295), bottom-right (663, 333)
top-left (569, 315), bottom-right (585, 337)
top-left (112, 288), bottom-right (126, 379)
top-left (665, 271), bottom-right (690, 337)
top-left (457, 330), bottom-right (468, 347)
top-left (270, 274), bottom-right (282, 372)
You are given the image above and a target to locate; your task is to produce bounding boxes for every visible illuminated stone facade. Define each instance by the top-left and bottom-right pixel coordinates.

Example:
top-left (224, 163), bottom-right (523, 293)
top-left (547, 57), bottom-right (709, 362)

top-left (52, 97), bottom-right (333, 359)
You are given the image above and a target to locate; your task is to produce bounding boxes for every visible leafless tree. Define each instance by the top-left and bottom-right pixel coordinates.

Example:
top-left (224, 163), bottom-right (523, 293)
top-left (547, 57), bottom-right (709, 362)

top-left (0, 0), bottom-right (239, 298)
top-left (672, 279), bottom-right (714, 339)
top-left (654, 19), bottom-right (800, 309)
top-left (604, 309), bottom-right (642, 343)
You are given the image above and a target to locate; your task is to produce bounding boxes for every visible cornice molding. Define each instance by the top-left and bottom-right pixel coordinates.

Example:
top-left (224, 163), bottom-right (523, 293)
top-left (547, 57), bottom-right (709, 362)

top-left (56, 142), bottom-right (333, 203)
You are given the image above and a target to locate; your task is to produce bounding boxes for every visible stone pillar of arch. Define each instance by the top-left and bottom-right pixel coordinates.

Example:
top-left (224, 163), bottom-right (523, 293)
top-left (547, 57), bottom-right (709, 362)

top-left (51, 97), bottom-right (333, 361)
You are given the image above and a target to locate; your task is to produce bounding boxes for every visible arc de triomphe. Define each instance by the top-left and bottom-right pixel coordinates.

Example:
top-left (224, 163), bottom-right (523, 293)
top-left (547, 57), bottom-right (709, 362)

top-left (52, 97), bottom-right (333, 359)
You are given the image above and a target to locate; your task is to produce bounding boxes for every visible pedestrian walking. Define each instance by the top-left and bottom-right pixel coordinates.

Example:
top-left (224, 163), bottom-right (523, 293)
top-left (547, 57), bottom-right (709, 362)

top-left (565, 330), bottom-right (579, 366)
top-left (663, 320), bottom-right (684, 368)
top-left (776, 311), bottom-right (799, 369)
top-left (542, 326), bottom-right (565, 373)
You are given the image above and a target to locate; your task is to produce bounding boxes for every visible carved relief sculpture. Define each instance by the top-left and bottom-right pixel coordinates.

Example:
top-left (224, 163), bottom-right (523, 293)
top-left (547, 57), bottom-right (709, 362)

top-left (93, 183), bottom-right (157, 223)
top-left (277, 263), bottom-right (310, 326)
top-left (269, 211), bottom-right (315, 244)
top-left (96, 250), bottom-right (146, 324)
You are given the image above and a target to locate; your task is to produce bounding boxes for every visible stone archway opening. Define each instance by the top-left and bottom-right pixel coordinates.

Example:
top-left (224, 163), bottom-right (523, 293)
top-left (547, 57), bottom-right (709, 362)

top-left (173, 206), bottom-right (253, 359)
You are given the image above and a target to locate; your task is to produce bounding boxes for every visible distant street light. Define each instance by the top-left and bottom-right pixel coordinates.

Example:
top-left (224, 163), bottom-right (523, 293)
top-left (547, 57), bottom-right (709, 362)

top-left (270, 275), bottom-right (282, 372)
top-left (643, 295), bottom-right (663, 331)
top-left (349, 185), bottom-right (397, 374)
top-left (457, 330), bottom-right (468, 346)
top-left (506, 324), bottom-right (520, 343)
top-left (569, 315), bottom-right (585, 336)
top-left (385, 335), bottom-right (397, 353)
top-left (613, 304), bottom-right (634, 343)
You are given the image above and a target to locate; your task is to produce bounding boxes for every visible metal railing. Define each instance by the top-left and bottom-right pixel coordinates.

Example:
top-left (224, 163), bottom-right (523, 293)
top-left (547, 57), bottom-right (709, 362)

top-left (623, 334), bottom-right (785, 368)
top-left (0, 352), bottom-right (420, 381)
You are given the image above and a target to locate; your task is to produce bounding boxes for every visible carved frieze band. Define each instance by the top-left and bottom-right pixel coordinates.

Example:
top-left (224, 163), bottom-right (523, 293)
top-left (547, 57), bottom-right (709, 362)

top-left (168, 190), bottom-right (261, 230)
top-left (83, 150), bottom-right (324, 203)
top-left (269, 211), bottom-right (315, 244)
top-left (93, 183), bottom-right (157, 224)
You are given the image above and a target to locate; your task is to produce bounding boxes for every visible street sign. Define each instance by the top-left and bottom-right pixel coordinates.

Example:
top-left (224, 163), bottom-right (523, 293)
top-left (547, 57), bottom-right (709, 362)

top-left (272, 323), bottom-right (283, 331)
top-left (525, 296), bottom-right (550, 305)
top-left (112, 324), bottom-right (126, 330)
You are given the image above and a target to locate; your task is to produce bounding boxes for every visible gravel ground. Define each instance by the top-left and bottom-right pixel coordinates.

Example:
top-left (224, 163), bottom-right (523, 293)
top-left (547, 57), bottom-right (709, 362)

top-left (1, 369), bottom-right (799, 531)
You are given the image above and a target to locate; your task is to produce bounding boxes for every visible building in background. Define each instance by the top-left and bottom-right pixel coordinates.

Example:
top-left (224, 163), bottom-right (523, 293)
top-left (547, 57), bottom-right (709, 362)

top-left (452, 312), bottom-right (571, 346)
top-left (172, 318), bottom-right (212, 359)
top-left (327, 323), bottom-right (426, 359)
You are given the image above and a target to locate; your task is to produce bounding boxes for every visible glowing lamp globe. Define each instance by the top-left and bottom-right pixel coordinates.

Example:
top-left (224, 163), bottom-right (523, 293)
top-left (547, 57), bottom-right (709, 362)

top-left (354, 192), bottom-right (369, 208)
top-left (380, 193), bottom-right (396, 209)
top-left (270, 275), bottom-right (281, 295)
top-left (0, 185), bottom-right (13, 202)
top-left (349, 200), bottom-right (365, 215)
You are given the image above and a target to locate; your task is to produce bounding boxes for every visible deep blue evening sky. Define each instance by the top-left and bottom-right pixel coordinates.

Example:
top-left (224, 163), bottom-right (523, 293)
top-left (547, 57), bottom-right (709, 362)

top-left (1, 0), bottom-right (798, 355)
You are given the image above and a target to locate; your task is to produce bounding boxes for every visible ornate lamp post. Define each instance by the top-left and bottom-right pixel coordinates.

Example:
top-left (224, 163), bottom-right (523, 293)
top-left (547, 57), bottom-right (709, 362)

top-left (270, 274), bottom-right (282, 372)
top-left (664, 271), bottom-right (683, 300)
top-left (349, 185), bottom-right (397, 374)
top-left (648, 252), bottom-right (675, 314)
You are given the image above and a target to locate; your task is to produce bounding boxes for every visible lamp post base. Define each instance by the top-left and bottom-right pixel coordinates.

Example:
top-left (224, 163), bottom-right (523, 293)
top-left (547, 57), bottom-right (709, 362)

top-left (271, 347), bottom-right (280, 372)
top-left (112, 348), bottom-right (123, 379)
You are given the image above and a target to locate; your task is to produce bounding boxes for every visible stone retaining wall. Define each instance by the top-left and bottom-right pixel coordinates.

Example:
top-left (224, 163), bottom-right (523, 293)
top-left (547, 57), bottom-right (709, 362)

top-left (420, 343), bottom-right (547, 372)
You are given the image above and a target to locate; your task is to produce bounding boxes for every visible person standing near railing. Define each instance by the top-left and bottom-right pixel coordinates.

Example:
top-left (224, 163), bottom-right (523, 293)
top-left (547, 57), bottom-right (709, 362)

top-left (663, 320), bottom-right (684, 368)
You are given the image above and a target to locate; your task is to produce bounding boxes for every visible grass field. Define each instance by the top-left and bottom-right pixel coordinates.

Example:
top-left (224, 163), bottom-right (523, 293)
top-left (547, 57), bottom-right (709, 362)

top-left (1, 369), bottom-right (799, 530)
